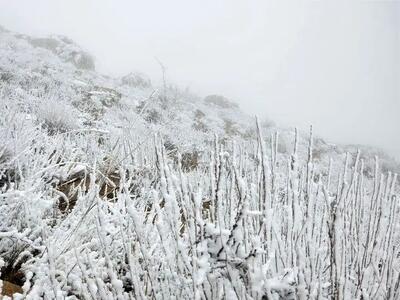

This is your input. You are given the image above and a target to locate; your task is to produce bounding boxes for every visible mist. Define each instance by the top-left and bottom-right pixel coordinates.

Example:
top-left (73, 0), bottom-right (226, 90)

top-left (1, 0), bottom-right (398, 158)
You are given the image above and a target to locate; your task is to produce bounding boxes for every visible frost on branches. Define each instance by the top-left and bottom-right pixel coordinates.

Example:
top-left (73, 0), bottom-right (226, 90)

top-left (0, 109), bottom-right (399, 299)
top-left (0, 27), bottom-right (399, 300)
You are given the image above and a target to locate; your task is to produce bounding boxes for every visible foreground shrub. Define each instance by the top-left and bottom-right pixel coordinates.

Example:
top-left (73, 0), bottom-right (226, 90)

top-left (36, 98), bottom-right (78, 134)
top-left (0, 122), bottom-right (399, 299)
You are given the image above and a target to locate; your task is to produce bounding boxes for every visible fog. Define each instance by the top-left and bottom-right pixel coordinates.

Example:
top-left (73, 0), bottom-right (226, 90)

top-left (1, 0), bottom-right (399, 159)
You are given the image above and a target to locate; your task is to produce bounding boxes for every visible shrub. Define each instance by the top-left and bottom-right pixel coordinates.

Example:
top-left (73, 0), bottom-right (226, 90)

top-left (145, 109), bottom-right (161, 124)
top-left (223, 119), bottom-right (240, 137)
top-left (0, 102), bottom-right (399, 299)
top-left (192, 109), bottom-right (208, 132)
top-left (36, 98), bottom-right (78, 134)
top-left (180, 150), bottom-right (200, 172)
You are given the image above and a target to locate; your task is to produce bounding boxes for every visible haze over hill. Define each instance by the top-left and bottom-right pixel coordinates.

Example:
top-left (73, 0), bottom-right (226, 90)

top-left (0, 18), bottom-right (400, 299)
top-left (0, 0), bottom-right (399, 159)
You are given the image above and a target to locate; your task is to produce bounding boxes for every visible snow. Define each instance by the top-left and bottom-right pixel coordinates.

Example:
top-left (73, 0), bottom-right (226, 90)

top-left (0, 27), bottom-right (399, 299)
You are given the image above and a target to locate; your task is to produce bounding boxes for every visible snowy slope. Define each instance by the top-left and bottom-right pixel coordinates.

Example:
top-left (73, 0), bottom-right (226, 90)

top-left (0, 26), bottom-right (398, 173)
top-left (0, 27), bottom-right (399, 299)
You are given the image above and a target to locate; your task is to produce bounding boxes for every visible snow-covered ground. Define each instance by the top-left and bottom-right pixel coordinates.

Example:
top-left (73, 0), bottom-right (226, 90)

top-left (0, 26), bottom-right (399, 299)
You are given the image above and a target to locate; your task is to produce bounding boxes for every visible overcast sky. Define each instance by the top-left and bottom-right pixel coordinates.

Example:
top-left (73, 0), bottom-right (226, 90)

top-left (1, 0), bottom-right (399, 159)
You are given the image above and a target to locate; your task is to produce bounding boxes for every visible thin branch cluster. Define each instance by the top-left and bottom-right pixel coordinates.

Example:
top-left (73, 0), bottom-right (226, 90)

top-left (1, 109), bottom-right (399, 299)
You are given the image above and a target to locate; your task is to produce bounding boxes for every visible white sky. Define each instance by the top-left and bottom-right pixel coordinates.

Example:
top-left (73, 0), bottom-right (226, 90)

top-left (0, 0), bottom-right (399, 158)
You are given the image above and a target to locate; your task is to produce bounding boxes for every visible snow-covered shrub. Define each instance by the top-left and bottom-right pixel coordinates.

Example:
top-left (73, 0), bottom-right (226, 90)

top-left (0, 69), bottom-right (13, 84)
top-left (192, 109), bottom-right (209, 133)
top-left (0, 102), bottom-right (37, 190)
top-left (204, 94), bottom-right (239, 109)
top-left (180, 150), bottom-right (200, 172)
top-left (36, 98), bottom-right (78, 134)
top-left (72, 86), bottom-right (122, 122)
top-left (223, 118), bottom-right (240, 137)
top-left (121, 72), bottom-right (152, 89)
top-left (0, 121), bottom-right (397, 299)
top-left (87, 86), bottom-right (121, 108)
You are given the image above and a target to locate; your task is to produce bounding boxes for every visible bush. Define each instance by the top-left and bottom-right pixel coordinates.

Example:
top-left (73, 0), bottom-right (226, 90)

top-left (192, 109), bottom-right (208, 132)
top-left (145, 109), bottom-right (161, 124)
top-left (36, 98), bottom-right (78, 134)
top-left (0, 147), bottom-right (17, 190)
top-left (223, 119), bottom-right (240, 137)
top-left (180, 150), bottom-right (200, 172)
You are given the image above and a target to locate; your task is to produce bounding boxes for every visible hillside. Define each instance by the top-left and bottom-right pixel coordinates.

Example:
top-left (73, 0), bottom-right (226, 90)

top-left (0, 27), bottom-right (399, 299)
